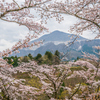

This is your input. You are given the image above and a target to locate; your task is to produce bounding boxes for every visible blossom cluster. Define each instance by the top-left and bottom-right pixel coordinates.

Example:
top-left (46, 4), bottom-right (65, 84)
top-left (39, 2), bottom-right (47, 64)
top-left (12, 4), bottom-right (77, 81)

top-left (44, 0), bottom-right (100, 38)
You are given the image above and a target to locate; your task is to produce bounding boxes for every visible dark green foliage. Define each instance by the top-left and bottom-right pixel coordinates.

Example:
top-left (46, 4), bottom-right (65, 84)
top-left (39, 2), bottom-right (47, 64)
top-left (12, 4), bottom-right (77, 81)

top-left (34, 53), bottom-right (43, 65)
top-left (28, 53), bottom-right (33, 60)
top-left (7, 57), bottom-right (12, 64)
top-left (34, 50), bottom-right (61, 65)
top-left (34, 53), bottom-right (42, 60)
top-left (54, 50), bottom-right (60, 59)
top-left (3, 56), bottom-right (19, 67)
top-left (12, 56), bottom-right (19, 67)
top-left (22, 56), bottom-right (29, 63)
top-left (45, 51), bottom-right (53, 61)
top-left (3, 50), bottom-right (61, 67)
top-left (77, 57), bottom-right (80, 60)
top-left (74, 57), bottom-right (80, 62)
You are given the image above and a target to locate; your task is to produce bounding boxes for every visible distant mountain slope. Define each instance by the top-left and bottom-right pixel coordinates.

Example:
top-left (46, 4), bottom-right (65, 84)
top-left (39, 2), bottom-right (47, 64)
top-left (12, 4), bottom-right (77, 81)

top-left (70, 39), bottom-right (100, 51)
top-left (33, 42), bottom-right (66, 56)
top-left (11, 49), bottom-right (34, 57)
top-left (33, 42), bottom-right (82, 60)
top-left (10, 31), bottom-right (100, 60)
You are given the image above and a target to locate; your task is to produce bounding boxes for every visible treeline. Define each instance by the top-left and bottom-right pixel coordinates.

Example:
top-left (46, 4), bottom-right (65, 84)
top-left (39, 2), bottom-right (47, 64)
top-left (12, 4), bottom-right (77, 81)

top-left (34, 50), bottom-right (60, 65)
top-left (3, 56), bottom-right (20, 67)
top-left (3, 50), bottom-right (60, 67)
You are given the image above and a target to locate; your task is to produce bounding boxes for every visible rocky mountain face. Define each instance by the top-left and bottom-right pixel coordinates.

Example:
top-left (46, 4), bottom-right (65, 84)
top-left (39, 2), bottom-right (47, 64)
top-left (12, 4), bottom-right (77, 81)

top-left (10, 30), bottom-right (100, 60)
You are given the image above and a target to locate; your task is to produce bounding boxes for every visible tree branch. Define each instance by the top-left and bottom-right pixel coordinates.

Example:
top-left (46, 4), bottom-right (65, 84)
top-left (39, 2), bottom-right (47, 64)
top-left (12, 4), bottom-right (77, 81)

top-left (69, 82), bottom-right (81, 99)
top-left (0, 0), bottom-right (50, 18)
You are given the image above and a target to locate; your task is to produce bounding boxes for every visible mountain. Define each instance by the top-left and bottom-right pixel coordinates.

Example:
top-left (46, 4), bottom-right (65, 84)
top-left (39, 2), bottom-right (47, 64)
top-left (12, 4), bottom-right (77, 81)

top-left (70, 39), bottom-right (100, 52)
top-left (31, 30), bottom-right (87, 44)
top-left (33, 42), bottom-right (82, 60)
top-left (33, 42), bottom-right (66, 56)
top-left (10, 30), bottom-right (100, 60)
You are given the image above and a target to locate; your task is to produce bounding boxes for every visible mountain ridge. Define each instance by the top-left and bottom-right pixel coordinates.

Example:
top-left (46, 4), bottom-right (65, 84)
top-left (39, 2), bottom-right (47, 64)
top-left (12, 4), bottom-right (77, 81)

top-left (31, 30), bottom-right (87, 43)
top-left (10, 30), bottom-right (100, 60)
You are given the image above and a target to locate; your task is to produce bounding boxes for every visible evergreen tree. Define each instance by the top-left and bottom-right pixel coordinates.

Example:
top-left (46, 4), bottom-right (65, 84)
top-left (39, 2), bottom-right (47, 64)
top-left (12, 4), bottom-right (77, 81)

top-left (54, 50), bottom-right (60, 59)
top-left (53, 50), bottom-right (60, 65)
top-left (45, 51), bottom-right (53, 61)
top-left (35, 53), bottom-right (42, 60)
top-left (28, 53), bottom-right (33, 60)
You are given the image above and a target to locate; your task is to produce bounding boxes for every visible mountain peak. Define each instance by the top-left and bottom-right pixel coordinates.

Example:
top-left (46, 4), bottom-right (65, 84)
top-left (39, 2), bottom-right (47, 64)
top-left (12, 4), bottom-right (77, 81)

top-left (52, 30), bottom-right (62, 33)
top-left (51, 30), bottom-right (69, 35)
top-left (32, 30), bottom-right (87, 43)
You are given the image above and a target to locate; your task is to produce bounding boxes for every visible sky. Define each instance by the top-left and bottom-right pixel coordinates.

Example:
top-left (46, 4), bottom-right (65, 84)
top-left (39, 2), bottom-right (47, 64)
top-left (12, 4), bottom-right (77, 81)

top-left (0, 0), bottom-right (97, 52)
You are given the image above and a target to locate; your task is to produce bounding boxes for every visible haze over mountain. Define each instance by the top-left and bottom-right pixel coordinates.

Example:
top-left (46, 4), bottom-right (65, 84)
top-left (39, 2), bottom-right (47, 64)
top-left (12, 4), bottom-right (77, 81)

top-left (10, 30), bottom-right (100, 60)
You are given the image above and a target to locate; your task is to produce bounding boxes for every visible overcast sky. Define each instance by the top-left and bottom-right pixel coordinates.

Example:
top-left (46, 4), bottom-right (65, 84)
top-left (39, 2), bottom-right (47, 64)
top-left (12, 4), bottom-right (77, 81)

top-left (0, 15), bottom-right (97, 52)
top-left (0, 0), bottom-right (97, 52)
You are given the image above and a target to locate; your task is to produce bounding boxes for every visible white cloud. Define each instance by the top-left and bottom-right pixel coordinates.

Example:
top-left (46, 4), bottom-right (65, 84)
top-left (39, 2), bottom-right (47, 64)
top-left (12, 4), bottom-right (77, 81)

top-left (0, 5), bottom-right (97, 52)
top-left (0, 20), bottom-right (29, 40)
top-left (44, 14), bottom-right (96, 39)
top-left (45, 15), bottom-right (77, 33)
top-left (0, 39), bottom-right (16, 51)
top-left (0, 19), bottom-right (29, 51)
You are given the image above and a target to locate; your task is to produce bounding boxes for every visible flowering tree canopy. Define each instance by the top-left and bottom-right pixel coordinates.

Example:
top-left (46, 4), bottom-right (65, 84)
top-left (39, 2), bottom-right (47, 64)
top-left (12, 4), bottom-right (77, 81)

top-left (0, 0), bottom-right (100, 100)
top-left (0, 0), bottom-right (51, 57)
top-left (0, 0), bottom-right (100, 57)
top-left (0, 46), bottom-right (100, 99)
top-left (44, 0), bottom-right (100, 38)
top-left (0, 62), bottom-right (71, 99)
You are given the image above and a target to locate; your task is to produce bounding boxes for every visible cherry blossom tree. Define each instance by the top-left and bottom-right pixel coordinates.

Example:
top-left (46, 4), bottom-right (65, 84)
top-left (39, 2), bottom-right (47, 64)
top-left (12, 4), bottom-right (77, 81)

top-left (0, 0), bottom-right (52, 57)
top-left (68, 46), bottom-right (100, 99)
top-left (0, 0), bottom-right (100, 100)
top-left (1, 0), bottom-right (99, 57)
top-left (37, 0), bottom-right (100, 59)
top-left (0, 46), bottom-right (100, 99)
top-left (0, 0), bottom-right (100, 57)
top-left (43, 0), bottom-right (100, 38)
top-left (0, 60), bottom-right (71, 99)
